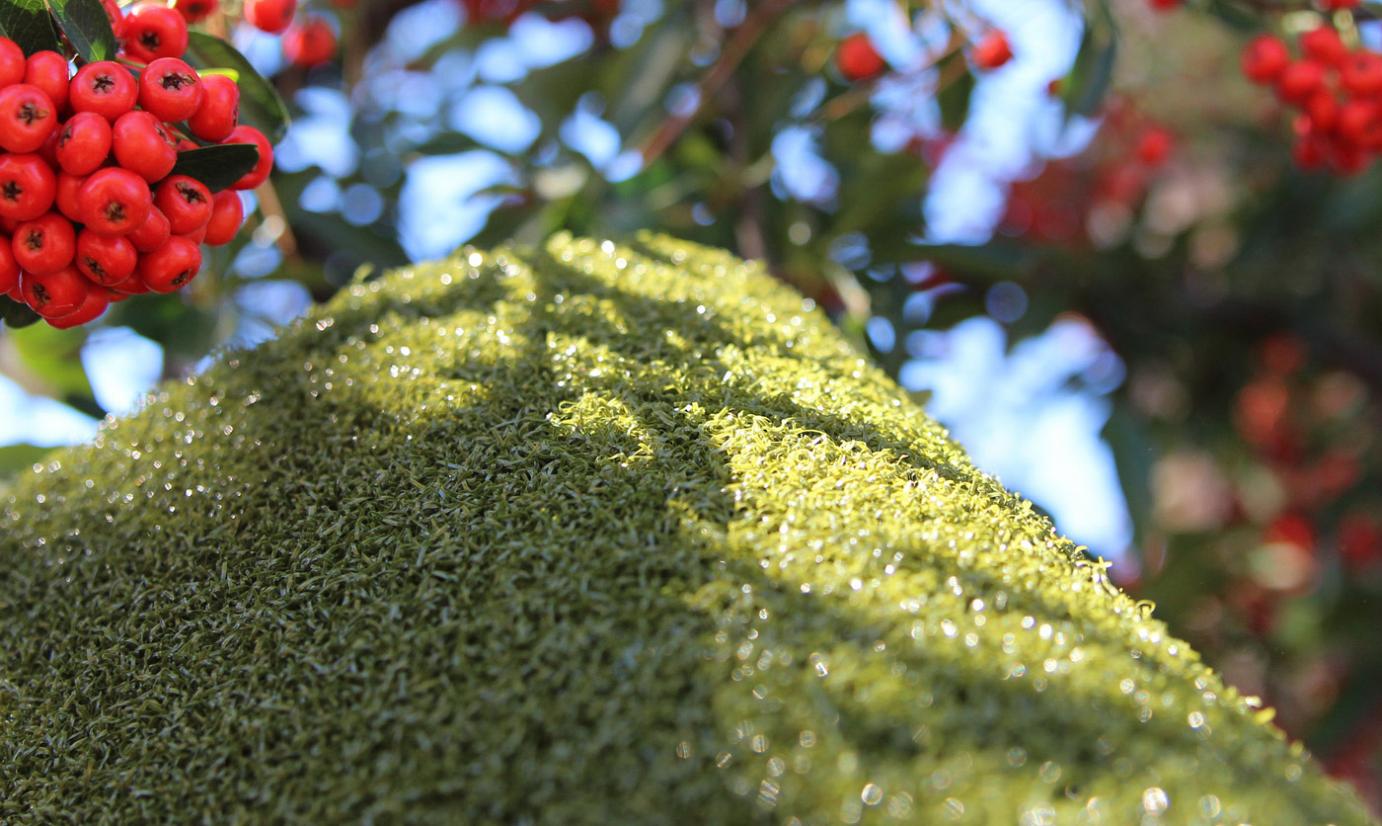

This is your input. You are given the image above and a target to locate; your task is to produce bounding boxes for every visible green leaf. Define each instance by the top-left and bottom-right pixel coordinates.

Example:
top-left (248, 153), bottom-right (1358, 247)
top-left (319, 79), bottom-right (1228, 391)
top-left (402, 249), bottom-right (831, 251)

top-left (184, 31), bottom-right (290, 142)
top-left (0, 442), bottom-right (52, 486)
top-left (1, 293), bottom-right (39, 328)
top-left (0, 0), bottom-right (59, 55)
top-left (9, 321), bottom-right (92, 401)
top-left (45, 0), bottom-right (115, 61)
top-left (937, 60), bottom-right (975, 132)
top-left (171, 144), bottom-right (259, 192)
top-left (1061, 1), bottom-right (1118, 119)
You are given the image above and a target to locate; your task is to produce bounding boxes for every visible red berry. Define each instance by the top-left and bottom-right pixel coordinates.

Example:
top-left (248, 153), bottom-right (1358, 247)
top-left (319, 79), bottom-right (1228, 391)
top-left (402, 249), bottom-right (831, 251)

top-left (46, 283), bottom-right (110, 328)
top-left (0, 37), bottom-right (24, 88)
top-left (0, 235), bottom-right (16, 295)
top-left (56, 173), bottom-right (87, 222)
top-left (154, 174), bottom-right (212, 235)
top-left (0, 85), bottom-right (58, 154)
top-left (0, 153), bottom-right (56, 221)
top-left (188, 73), bottom-right (239, 141)
top-left (56, 112), bottom-right (113, 176)
top-left (284, 18), bottom-right (337, 68)
top-left (244, 0), bottom-right (297, 34)
top-left (836, 33), bottom-right (885, 82)
top-left (1135, 126), bottom-right (1173, 167)
top-left (1300, 26), bottom-right (1348, 69)
top-left (24, 52), bottom-right (70, 111)
top-left (21, 265), bottom-right (88, 317)
top-left (1147, 0), bottom-right (1180, 10)
top-left (138, 234), bottom-right (201, 292)
top-left (179, 223), bottom-right (207, 244)
top-left (222, 124), bottom-right (274, 190)
top-left (173, 0), bottom-right (218, 23)
top-left (139, 57), bottom-right (204, 123)
top-left (100, 0), bottom-right (126, 38)
top-left (1340, 50), bottom-right (1382, 96)
top-left (12, 212), bottom-right (75, 275)
top-left (128, 205), bottom-right (170, 252)
top-left (1276, 60), bottom-right (1326, 104)
top-left (972, 30), bottom-right (1013, 71)
top-left (70, 61), bottom-right (138, 121)
top-left (204, 189), bottom-right (243, 245)
top-left (1305, 90), bottom-right (1339, 133)
top-left (1336, 100), bottom-right (1380, 149)
top-left (112, 109), bottom-right (178, 183)
top-left (79, 167), bottom-right (152, 236)
top-left (1242, 35), bottom-right (1291, 85)
top-left (1323, 0), bottom-right (1359, 8)
top-left (122, 4), bottom-right (189, 63)
top-left (76, 228), bottom-right (138, 286)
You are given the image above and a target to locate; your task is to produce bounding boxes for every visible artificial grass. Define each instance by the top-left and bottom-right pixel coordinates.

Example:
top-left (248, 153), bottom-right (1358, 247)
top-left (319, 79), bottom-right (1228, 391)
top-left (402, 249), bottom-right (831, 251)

top-left (0, 233), bottom-right (1373, 825)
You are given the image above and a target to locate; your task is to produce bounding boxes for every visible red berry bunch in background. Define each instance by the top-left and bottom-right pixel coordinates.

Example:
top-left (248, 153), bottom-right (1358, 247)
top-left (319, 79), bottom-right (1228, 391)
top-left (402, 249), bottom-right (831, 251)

top-left (0, 25), bottom-right (272, 330)
top-left (1242, 26), bottom-right (1382, 175)
top-left (836, 32), bottom-right (885, 82)
top-left (242, 0), bottom-right (338, 69)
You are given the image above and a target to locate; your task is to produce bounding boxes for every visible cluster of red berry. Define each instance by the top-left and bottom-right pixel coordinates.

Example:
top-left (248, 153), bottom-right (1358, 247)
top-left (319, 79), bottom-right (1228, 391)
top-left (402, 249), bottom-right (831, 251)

top-left (0, 10), bottom-right (274, 329)
top-left (1241, 24), bottom-right (1382, 174)
top-left (835, 28), bottom-right (1013, 84)
top-left (223, 0), bottom-right (335, 68)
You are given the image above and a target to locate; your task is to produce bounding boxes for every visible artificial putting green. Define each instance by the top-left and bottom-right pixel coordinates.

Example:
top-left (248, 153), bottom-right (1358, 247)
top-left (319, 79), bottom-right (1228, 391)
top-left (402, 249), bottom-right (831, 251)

top-left (1, 234), bottom-right (1374, 824)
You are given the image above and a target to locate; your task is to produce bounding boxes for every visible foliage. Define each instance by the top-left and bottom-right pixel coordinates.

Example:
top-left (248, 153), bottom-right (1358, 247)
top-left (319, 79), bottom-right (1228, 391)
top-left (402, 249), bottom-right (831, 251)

top-left (1, 234), bottom-right (1373, 823)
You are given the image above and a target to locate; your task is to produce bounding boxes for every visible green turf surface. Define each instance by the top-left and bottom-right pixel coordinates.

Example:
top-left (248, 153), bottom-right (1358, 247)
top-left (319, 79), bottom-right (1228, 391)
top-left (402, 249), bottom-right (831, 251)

top-left (1, 233), bottom-right (1373, 824)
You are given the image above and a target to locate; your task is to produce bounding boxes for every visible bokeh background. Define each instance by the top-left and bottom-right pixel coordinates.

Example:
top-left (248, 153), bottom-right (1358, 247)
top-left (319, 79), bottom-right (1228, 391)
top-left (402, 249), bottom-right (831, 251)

top-left (2, 0), bottom-right (1380, 810)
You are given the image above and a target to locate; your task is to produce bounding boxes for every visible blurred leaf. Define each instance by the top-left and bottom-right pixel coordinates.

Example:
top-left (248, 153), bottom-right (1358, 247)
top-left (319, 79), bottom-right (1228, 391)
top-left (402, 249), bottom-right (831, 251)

top-left (171, 144), bottom-right (259, 192)
top-left (910, 241), bottom-right (1042, 281)
top-left (1103, 404), bottom-right (1156, 548)
top-left (0, 442), bottom-right (50, 486)
top-left (0, 0), bottom-right (58, 54)
top-left (9, 321), bottom-right (91, 401)
top-left (1, 294), bottom-right (40, 328)
top-left (1062, 1), bottom-right (1117, 119)
top-left (937, 65), bottom-right (975, 132)
top-left (184, 32), bottom-right (290, 142)
top-left (45, 0), bottom-right (115, 61)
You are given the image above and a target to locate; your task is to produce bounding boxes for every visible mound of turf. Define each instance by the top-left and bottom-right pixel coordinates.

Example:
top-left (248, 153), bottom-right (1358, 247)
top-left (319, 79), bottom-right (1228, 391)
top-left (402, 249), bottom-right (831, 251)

top-left (0, 234), bottom-right (1373, 824)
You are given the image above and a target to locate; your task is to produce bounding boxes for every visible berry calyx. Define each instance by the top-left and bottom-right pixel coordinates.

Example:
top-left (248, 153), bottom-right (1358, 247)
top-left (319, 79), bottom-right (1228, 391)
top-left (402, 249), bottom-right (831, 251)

top-left (70, 61), bottom-right (138, 122)
top-left (56, 112), bottom-right (113, 176)
top-left (172, 0), bottom-right (218, 23)
top-left (21, 265), bottom-right (88, 317)
top-left (76, 228), bottom-right (138, 286)
top-left (0, 85), bottom-right (58, 154)
top-left (112, 110), bottom-right (178, 183)
top-left (122, 4), bottom-right (190, 63)
top-left (139, 57), bottom-right (204, 123)
top-left (138, 234), bottom-right (201, 292)
top-left (12, 212), bottom-right (75, 275)
top-left (79, 167), bottom-right (152, 236)
top-left (154, 174), bottom-right (212, 235)
top-left (0, 153), bottom-right (56, 221)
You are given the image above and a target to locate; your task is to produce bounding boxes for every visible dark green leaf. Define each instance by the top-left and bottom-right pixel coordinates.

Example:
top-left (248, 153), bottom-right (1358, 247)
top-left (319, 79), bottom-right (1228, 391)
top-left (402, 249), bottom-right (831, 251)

top-left (45, 0), bottom-right (115, 61)
top-left (171, 144), bottom-right (259, 192)
top-left (9, 321), bottom-right (92, 401)
top-left (184, 31), bottom-right (290, 142)
top-left (1061, 1), bottom-right (1117, 119)
top-left (1, 293), bottom-right (39, 328)
top-left (0, 0), bottom-right (59, 55)
top-left (937, 62), bottom-right (975, 132)
top-left (0, 442), bottom-right (51, 487)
